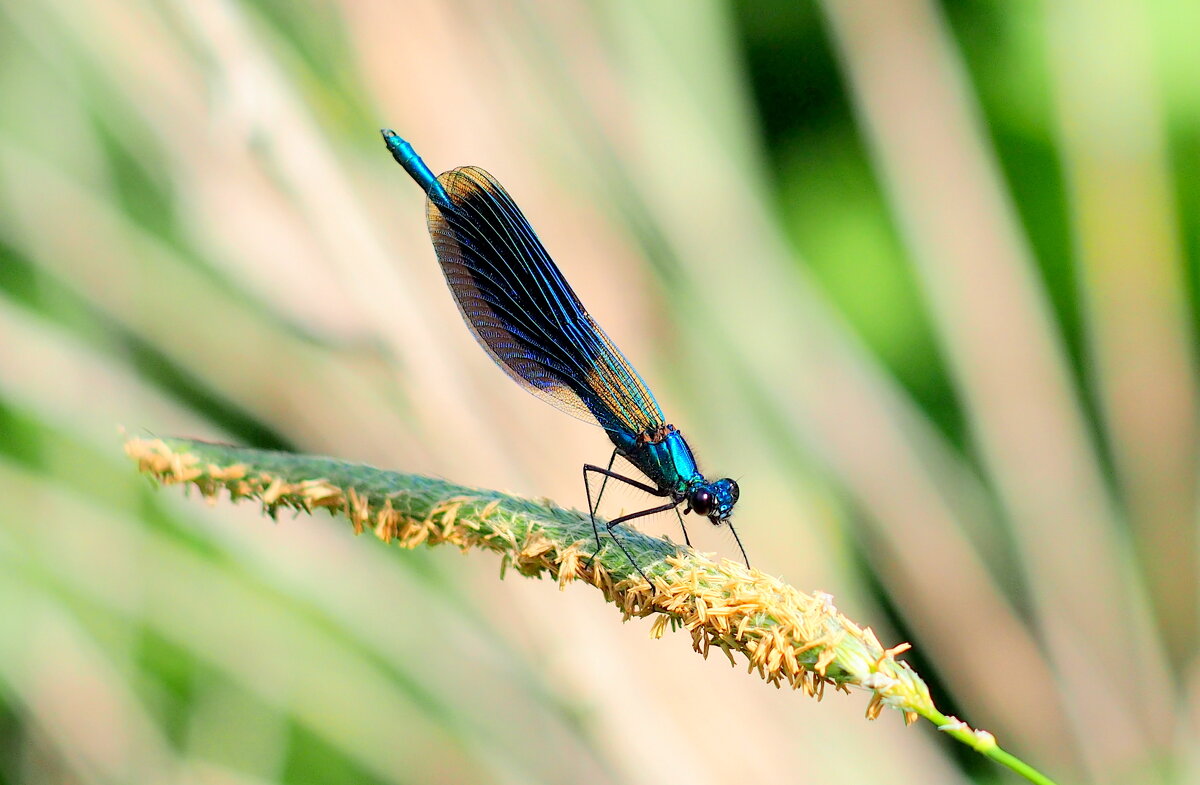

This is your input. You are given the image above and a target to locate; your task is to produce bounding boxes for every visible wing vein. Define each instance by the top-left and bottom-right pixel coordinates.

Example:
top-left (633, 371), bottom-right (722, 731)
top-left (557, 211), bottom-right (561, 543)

top-left (425, 166), bottom-right (664, 434)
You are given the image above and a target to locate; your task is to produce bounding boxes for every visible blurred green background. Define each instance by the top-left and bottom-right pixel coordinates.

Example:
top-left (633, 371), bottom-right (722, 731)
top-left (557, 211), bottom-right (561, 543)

top-left (2, 1), bottom-right (1198, 783)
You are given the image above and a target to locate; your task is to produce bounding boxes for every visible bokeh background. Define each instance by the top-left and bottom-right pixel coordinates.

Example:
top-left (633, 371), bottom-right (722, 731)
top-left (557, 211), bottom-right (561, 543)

top-left (2, 0), bottom-right (1198, 783)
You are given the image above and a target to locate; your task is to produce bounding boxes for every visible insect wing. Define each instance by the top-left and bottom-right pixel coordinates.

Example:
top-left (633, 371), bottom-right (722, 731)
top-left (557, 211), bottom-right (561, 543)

top-left (426, 166), bottom-right (665, 436)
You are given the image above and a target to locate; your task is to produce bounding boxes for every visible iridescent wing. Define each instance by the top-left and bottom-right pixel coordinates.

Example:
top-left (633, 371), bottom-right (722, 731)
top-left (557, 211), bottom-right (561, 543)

top-left (425, 165), bottom-right (665, 436)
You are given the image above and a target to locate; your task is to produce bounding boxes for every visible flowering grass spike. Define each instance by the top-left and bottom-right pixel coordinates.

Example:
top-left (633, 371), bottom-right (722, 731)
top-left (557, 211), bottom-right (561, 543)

top-left (125, 436), bottom-right (1058, 785)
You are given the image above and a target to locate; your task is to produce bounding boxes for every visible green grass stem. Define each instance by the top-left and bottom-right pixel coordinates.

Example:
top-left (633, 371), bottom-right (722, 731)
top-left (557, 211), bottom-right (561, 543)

top-left (126, 436), bottom-right (1060, 785)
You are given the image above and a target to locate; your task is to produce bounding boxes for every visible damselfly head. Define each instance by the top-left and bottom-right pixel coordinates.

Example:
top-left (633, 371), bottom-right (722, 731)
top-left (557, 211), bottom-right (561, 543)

top-left (688, 478), bottom-right (740, 524)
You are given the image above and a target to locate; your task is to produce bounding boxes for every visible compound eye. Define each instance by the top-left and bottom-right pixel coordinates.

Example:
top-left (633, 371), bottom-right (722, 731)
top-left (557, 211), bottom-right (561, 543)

top-left (727, 480), bottom-right (740, 504)
top-left (691, 489), bottom-right (714, 516)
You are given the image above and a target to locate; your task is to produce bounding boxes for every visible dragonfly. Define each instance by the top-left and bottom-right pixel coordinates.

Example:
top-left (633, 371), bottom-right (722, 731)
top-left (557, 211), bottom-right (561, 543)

top-left (381, 129), bottom-right (747, 582)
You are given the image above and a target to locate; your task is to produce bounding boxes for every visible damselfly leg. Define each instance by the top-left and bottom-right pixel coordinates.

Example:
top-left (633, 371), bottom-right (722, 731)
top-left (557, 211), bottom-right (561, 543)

top-left (582, 463), bottom-right (675, 585)
top-left (591, 449), bottom-right (693, 548)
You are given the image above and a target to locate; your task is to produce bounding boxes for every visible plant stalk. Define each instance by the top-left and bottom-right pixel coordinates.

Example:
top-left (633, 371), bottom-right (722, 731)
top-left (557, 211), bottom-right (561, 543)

top-left (125, 436), bottom-right (1060, 785)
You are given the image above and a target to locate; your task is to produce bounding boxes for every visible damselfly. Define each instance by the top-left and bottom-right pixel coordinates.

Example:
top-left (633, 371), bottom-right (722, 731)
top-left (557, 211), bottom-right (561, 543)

top-left (382, 130), bottom-right (747, 582)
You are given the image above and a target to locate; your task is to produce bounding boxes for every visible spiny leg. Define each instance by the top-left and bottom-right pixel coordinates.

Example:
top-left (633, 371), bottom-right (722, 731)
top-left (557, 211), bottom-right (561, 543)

top-left (591, 449), bottom-right (619, 513)
top-left (582, 463), bottom-right (667, 570)
top-left (728, 520), bottom-right (750, 569)
top-left (674, 507), bottom-right (692, 548)
top-left (602, 500), bottom-right (681, 587)
top-left (584, 463), bottom-right (664, 500)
